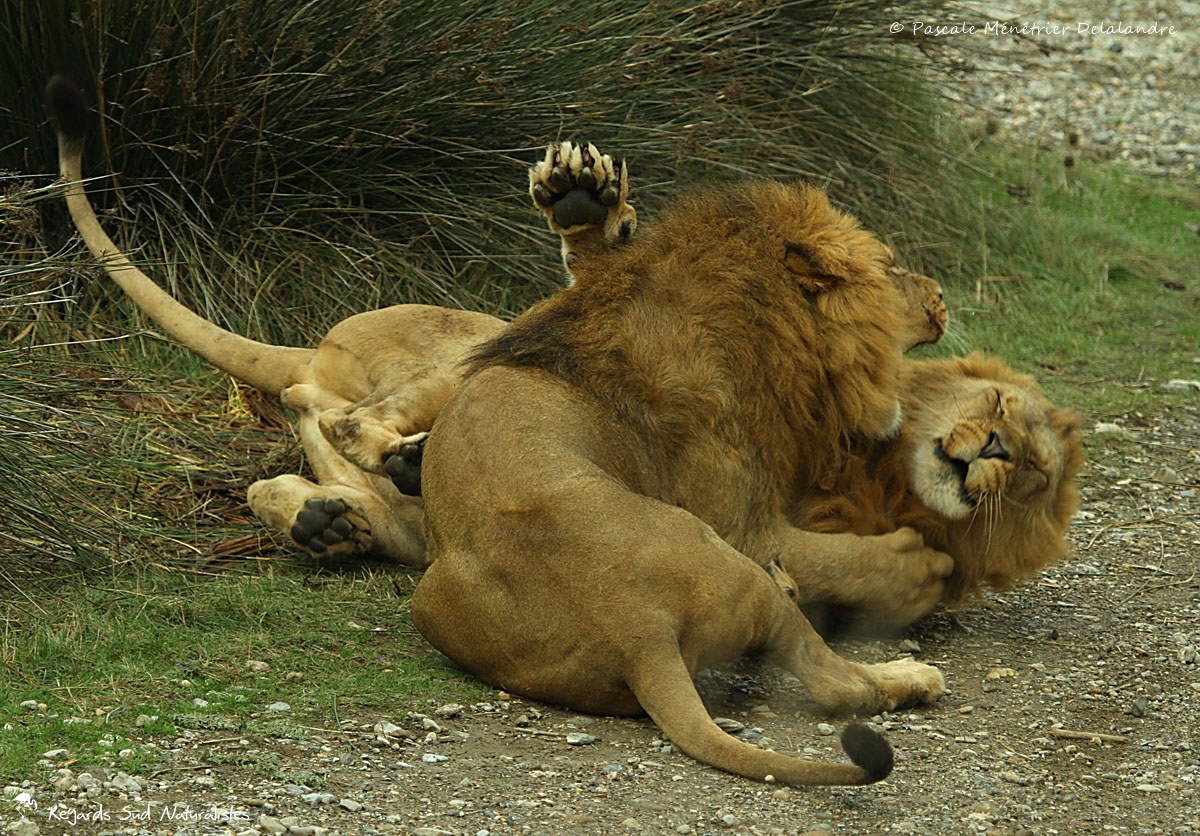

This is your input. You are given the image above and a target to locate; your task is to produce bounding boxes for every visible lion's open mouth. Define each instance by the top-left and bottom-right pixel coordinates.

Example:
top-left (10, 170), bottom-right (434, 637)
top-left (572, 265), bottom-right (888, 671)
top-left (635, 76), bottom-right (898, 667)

top-left (934, 443), bottom-right (976, 507)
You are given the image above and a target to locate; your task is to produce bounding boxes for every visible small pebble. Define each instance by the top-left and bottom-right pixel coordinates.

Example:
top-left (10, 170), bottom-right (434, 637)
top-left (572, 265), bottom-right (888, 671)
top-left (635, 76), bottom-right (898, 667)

top-left (257, 816), bottom-right (287, 836)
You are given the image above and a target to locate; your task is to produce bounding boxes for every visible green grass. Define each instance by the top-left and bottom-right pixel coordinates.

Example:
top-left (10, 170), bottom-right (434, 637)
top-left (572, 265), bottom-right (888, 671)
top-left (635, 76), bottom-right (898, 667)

top-left (913, 139), bottom-right (1200, 419)
top-left (0, 571), bottom-right (490, 779)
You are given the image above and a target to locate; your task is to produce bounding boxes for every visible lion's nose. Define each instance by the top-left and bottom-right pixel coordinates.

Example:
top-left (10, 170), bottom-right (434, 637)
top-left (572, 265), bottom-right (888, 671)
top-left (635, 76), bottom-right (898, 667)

top-left (979, 430), bottom-right (1010, 460)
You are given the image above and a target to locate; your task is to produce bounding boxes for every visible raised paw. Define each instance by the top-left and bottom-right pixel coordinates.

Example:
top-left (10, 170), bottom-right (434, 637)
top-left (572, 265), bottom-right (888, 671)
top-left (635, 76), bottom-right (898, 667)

top-left (383, 433), bottom-right (425, 496)
top-left (530, 141), bottom-right (636, 254)
top-left (290, 497), bottom-right (371, 557)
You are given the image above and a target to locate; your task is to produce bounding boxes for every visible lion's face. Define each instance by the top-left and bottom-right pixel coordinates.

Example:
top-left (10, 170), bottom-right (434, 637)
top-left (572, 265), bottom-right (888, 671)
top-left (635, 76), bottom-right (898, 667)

top-left (904, 356), bottom-right (1081, 524)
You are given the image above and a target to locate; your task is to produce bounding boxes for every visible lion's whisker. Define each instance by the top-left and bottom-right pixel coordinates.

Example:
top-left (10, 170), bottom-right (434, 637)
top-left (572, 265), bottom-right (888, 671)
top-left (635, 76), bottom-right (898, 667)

top-left (984, 494), bottom-right (999, 552)
top-left (965, 494), bottom-right (985, 533)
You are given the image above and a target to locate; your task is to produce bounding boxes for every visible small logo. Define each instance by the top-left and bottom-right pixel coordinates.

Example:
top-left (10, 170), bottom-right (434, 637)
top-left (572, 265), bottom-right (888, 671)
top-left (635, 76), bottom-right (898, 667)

top-left (10, 791), bottom-right (37, 811)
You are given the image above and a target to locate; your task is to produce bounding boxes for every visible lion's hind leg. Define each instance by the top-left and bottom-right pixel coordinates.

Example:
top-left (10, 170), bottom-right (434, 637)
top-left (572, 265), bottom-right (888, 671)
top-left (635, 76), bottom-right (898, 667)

top-left (765, 608), bottom-right (946, 715)
top-left (247, 475), bottom-right (373, 559)
top-left (247, 473), bottom-right (425, 567)
top-left (255, 385), bottom-right (429, 566)
top-left (530, 141), bottom-right (637, 271)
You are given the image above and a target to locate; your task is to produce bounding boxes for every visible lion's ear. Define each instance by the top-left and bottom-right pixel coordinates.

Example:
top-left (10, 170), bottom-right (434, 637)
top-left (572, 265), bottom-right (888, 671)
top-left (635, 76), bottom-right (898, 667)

top-left (784, 240), bottom-right (843, 294)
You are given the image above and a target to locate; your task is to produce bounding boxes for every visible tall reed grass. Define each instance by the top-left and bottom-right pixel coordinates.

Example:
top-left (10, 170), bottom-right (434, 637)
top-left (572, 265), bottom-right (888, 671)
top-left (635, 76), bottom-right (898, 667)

top-left (2, 0), bottom-right (965, 574)
top-left (5, 0), bottom-right (951, 339)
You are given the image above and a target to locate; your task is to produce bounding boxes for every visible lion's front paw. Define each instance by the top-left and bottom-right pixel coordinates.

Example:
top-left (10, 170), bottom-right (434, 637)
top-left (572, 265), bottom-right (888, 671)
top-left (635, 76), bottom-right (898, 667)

top-left (290, 497), bottom-right (372, 558)
top-left (530, 142), bottom-right (636, 245)
top-left (854, 528), bottom-right (954, 630)
top-left (382, 433), bottom-right (426, 496)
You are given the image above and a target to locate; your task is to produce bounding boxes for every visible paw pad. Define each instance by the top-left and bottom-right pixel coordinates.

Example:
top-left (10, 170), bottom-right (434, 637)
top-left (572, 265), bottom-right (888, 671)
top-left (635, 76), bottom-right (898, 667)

top-left (383, 439), bottom-right (424, 496)
top-left (531, 141), bottom-right (627, 230)
top-left (290, 498), bottom-right (360, 552)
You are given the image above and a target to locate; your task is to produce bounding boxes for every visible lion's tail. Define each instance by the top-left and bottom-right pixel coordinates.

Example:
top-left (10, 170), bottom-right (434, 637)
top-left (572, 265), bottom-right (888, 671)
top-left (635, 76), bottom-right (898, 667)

top-left (629, 655), bottom-right (892, 786)
top-left (44, 76), bottom-right (314, 395)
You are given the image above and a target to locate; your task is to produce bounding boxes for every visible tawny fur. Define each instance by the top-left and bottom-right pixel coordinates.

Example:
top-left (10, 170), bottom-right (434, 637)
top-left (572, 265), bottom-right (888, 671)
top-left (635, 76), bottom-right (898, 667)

top-left (45, 74), bottom-right (501, 566)
top-left (413, 177), bottom-right (947, 787)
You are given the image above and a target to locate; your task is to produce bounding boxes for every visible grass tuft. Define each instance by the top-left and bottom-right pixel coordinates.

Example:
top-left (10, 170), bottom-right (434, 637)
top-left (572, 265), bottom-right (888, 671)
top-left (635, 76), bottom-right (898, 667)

top-left (6, 0), bottom-right (956, 344)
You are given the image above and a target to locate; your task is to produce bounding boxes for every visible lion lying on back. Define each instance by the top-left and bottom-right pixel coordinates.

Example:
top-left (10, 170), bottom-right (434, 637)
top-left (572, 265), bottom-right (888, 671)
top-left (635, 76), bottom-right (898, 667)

top-left (50, 76), bottom-right (1080, 636)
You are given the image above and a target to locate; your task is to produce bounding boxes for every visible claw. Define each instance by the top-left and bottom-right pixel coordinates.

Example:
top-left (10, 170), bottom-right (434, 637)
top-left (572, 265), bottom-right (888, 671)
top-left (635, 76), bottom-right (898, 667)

top-left (532, 181), bottom-right (555, 207)
top-left (549, 164), bottom-right (571, 193)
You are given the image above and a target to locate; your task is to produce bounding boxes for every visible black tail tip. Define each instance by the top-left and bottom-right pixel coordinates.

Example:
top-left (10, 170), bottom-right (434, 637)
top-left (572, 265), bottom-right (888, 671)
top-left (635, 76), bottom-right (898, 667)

top-left (45, 75), bottom-right (91, 141)
top-left (841, 722), bottom-right (894, 782)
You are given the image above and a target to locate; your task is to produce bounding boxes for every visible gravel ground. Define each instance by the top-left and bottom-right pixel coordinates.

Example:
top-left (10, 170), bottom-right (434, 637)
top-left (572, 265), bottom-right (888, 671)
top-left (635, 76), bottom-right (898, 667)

top-left (931, 0), bottom-right (1200, 176)
top-left (5, 4), bottom-right (1200, 834)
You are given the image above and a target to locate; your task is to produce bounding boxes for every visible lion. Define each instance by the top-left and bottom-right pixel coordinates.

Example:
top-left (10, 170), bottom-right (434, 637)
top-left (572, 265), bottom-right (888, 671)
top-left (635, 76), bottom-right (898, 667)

top-left (410, 151), bottom-right (949, 787)
top-left (789, 352), bottom-right (1084, 633)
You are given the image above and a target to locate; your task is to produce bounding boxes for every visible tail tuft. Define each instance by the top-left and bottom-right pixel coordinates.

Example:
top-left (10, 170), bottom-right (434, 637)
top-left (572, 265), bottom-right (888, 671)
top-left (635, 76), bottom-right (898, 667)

top-left (840, 722), bottom-right (893, 782)
top-left (45, 75), bottom-right (90, 144)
